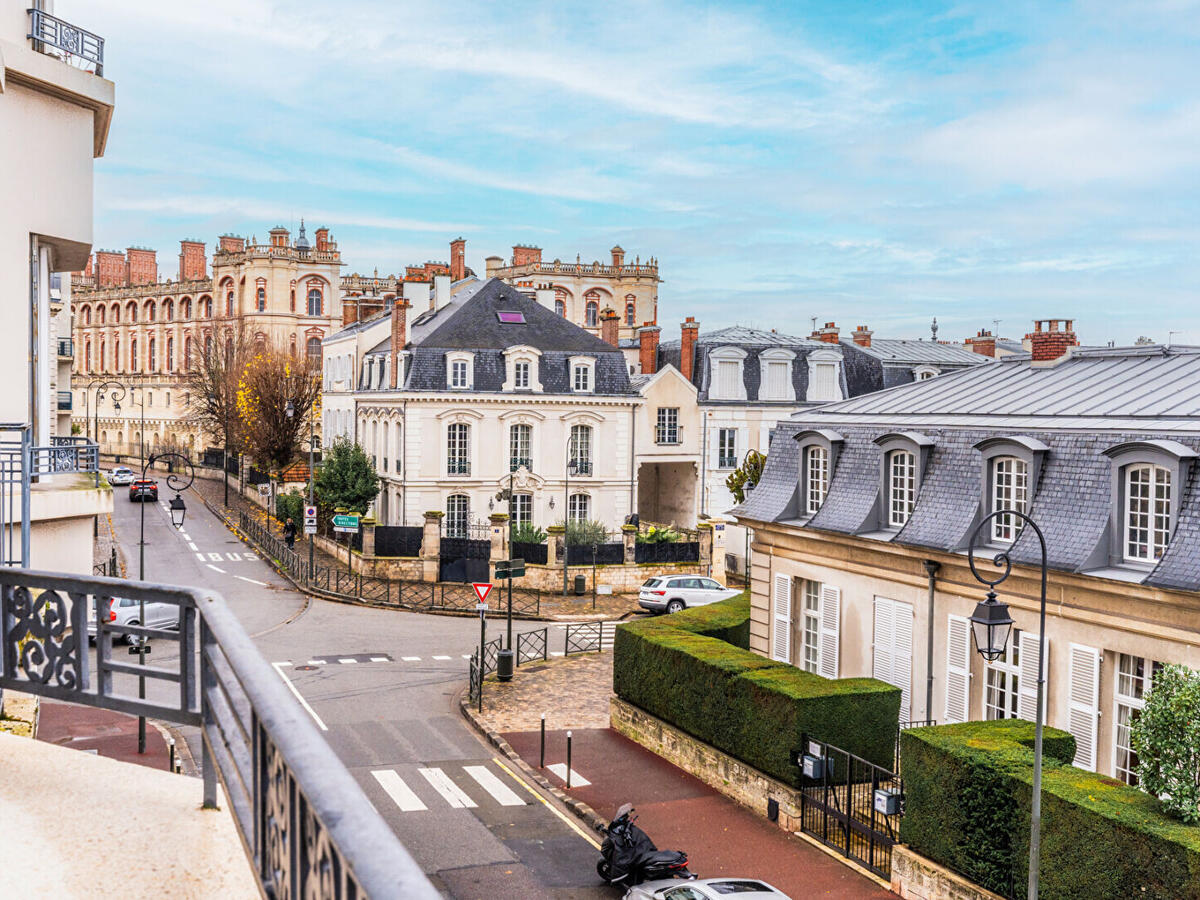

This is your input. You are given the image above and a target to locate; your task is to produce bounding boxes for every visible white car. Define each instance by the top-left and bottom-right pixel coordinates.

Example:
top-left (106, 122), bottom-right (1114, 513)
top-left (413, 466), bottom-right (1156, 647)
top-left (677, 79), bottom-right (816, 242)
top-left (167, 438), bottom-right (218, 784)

top-left (625, 878), bottom-right (792, 899)
top-left (109, 467), bottom-right (135, 486)
top-left (638, 576), bottom-right (741, 614)
top-left (87, 595), bottom-right (180, 644)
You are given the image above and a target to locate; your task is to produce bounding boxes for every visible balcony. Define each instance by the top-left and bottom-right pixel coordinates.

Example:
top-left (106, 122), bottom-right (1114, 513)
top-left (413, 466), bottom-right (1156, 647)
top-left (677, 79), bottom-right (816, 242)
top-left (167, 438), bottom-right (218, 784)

top-left (56, 391), bottom-right (72, 411)
top-left (0, 568), bottom-right (438, 898)
top-left (27, 8), bottom-right (104, 76)
top-left (58, 338), bottom-right (74, 359)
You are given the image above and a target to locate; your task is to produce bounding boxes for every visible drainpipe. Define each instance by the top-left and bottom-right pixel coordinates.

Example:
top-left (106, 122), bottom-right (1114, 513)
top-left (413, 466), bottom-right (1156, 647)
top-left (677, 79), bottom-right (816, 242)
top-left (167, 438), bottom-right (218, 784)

top-left (923, 559), bottom-right (941, 722)
top-left (699, 410), bottom-right (708, 518)
top-left (400, 398), bottom-right (407, 525)
top-left (629, 402), bottom-right (637, 518)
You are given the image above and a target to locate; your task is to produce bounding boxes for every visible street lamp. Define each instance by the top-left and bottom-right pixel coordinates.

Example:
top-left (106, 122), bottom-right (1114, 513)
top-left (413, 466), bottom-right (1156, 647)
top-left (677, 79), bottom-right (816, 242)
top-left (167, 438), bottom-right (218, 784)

top-left (86, 379), bottom-right (126, 449)
top-left (168, 493), bottom-right (187, 529)
top-left (966, 509), bottom-right (1048, 900)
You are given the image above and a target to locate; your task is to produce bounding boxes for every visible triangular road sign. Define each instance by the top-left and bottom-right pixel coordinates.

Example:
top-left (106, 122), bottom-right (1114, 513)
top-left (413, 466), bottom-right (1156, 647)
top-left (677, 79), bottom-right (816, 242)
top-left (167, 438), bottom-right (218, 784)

top-left (472, 583), bottom-right (493, 604)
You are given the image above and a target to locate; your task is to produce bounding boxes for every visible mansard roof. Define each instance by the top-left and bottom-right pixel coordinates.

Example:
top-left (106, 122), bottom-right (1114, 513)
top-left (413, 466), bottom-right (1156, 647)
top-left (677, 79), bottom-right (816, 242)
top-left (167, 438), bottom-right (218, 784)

top-left (842, 338), bottom-right (988, 366)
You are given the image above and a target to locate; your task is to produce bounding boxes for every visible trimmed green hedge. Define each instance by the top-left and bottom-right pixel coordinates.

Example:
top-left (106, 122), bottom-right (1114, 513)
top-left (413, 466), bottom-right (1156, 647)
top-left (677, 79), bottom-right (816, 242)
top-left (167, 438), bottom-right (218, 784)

top-left (900, 720), bottom-right (1200, 900)
top-left (613, 593), bottom-right (900, 784)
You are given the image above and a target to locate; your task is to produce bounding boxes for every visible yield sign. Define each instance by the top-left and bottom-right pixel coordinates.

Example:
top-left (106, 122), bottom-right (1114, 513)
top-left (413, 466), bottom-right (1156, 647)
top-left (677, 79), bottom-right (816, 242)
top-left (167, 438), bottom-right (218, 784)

top-left (472, 583), bottom-right (493, 604)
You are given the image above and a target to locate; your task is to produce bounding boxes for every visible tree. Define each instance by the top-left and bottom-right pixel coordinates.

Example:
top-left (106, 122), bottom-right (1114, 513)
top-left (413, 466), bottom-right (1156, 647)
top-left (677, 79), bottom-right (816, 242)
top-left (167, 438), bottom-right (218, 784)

top-left (235, 346), bottom-right (322, 473)
top-left (313, 437), bottom-right (379, 516)
top-left (1130, 663), bottom-right (1200, 823)
top-left (183, 325), bottom-right (251, 453)
top-left (726, 450), bottom-right (766, 504)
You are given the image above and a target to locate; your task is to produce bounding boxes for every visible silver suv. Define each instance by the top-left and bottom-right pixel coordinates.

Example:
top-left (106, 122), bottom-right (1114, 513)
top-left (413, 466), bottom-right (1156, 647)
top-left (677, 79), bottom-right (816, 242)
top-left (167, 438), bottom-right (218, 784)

top-left (87, 595), bottom-right (180, 644)
top-left (638, 576), bottom-right (740, 614)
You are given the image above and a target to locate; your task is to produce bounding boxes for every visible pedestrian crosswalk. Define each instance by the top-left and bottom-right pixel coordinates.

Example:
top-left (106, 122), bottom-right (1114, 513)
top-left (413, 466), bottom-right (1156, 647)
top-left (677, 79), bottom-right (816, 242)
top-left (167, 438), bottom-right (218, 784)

top-left (368, 762), bottom-right (532, 813)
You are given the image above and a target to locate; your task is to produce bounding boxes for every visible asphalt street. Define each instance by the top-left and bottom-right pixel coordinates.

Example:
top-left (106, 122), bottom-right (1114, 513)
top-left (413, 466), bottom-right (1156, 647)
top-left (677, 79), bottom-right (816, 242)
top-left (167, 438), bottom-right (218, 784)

top-left (105, 477), bottom-right (610, 899)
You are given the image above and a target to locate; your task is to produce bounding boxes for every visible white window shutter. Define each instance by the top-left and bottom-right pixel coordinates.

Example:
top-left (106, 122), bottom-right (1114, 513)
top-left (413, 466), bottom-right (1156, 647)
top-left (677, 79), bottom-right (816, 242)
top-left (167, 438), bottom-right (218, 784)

top-left (872, 598), bottom-right (894, 685)
top-left (1067, 643), bottom-right (1101, 771)
top-left (894, 602), bottom-right (914, 721)
top-left (771, 575), bottom-right (792, 663)
top-left (1018, 631), bottom-right (1048, 723)
top-left (945, 614), bottom-right (971, 723)
top-left (819, 585), bottom-right (840, 679)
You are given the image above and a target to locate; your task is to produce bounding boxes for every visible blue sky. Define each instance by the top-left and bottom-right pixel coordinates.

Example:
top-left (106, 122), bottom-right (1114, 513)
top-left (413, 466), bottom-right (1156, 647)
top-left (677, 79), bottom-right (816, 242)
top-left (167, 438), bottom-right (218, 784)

top-left (79, 0), bottom-right (1200, 344)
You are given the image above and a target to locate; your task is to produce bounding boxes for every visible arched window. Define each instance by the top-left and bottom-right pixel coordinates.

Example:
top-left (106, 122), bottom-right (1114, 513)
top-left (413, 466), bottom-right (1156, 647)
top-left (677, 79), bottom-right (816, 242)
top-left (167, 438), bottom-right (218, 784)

top-left (625, 295), bottom-right (636, 326)
top-left (99, 340), bottom-right (106, 372)
top-left (446, 494), bottom-right (470, 537)
top-left (306, 336), bottom-right (322, 367)
top-left (226, 291), bottom-right (235, 316)
top-left (1125, 464), bottom-right (1172, 562)
top-left (585, 299), bottom-right (598, 327)
top-left (447, 423), bottom-right (470, 475)
top-left (205, 335), bottom-right (213, 357)
top-left (82, 305), bottom-right (92, 325)
top-left (97, 305), bottom-right (105, 325)
top-left (569, 424), bottom-right (592, 476)
top-left (289, 336), bottom-right (297, 358)
top-left (886, 450), bottom-right (916, 528)
top-left (163, 298), bottom-right (173, 321)
top-left (202, 296), bottom-right (212, 317)
top-left (145, 300), bottom-right (156, 322)
top-left (181, 297), bottom-right (191, 319)
top-left (166, 336), bottom-right (174, 372)
top-left (130, 338), bottom-right (138, 372)
top-left (568, 493), bottom-right (590, 523)
top-left (256, 285), bottom-right (266, 312)
top-left (225, 337), bottom-right (234, 360)
top-left (509, 424), bottom-right (532, 471)
top-left (85, 341), bottom-right (92, 373)
top-left (184, 336), bottom-right (192, 369)
top-left (290, 285), bottom-right (296, 312)
top-left (555, 298), bottom-right (566, 317)
top-left (111, 303), bottom-right (120, 323)
top-left (307, 287), bottom-right (322, 316)
top-left (148, 337), bottom-right (157, 372)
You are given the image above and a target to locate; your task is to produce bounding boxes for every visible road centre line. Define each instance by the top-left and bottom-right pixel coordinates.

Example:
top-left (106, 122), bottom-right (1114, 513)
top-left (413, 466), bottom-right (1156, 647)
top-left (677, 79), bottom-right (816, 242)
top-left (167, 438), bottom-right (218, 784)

top-left (235, 575), bottom-right (268, 586)
top-left (271, 662), bottom-right (327, 731)
top-left (491, 758), bottom-right (601, 850)
top-left (401, 656), bottom-right (421, 661)
top-left (187, 542), bottom-right (198, 551)
top-left (207, 564), bottom-right (226, 574)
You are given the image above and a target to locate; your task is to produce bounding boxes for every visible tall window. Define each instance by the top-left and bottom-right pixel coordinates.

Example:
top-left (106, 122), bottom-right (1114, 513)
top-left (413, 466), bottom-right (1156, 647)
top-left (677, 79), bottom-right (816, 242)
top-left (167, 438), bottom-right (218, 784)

top-left (130, 338), bottom-right (138, 372)
top-left (181, 298), bottom-right (191, 319)
top-left (555, 298), bottom-right (565, 317)
top-left (307, 287), bottom-right (322, 316)
top-left (509, 424), bottom-right (532, 471)
top-left (806, 446), bottom-right (829, 514)
top-left (570, 424), bottom-right (592, 476)
top-left (201, 296), bottom-right (212, 317)
top-left (256, 286), bottom-right (266, 312)
top-left (625, 295), bottom-right (636, 326)
top-left (146, 301), bottom-right (156, 322)
top-left (991, 457), bottom-right (1028, 542)
top-left (763, 361), bottom-right (790, 399)
top-left (447, 423), bottom-right (470, 475)
top-left (446, 495), bottom-right (469, 537)
top-left (1125, 464), bottom-right (1171, 562)
top-left (127, 302), bottom-right (138, 322)
top-left (393, 422), bottom-right (402, 475)
top-left (290, 288), bottom-right (296, 312)
top-left (85, 341), bottom-right (92, 373)
top-left (584, 290), bottom-right (600, 327)
top-left (716, 359), bottom-right (741, 399)
top-left (184, 337), bottom-right (192, 369)
top-left (1115, 654), bottom-right (1160, 785)
top-left (164, 299), bottom-right (173, 321)
top-left (148, 337), bottom-right (157, 372)
top-left (451, 360), bottom-right (469, 389)
top-left (83, 306), bottom-right (92, 325)
top-left (887, 450), bottom-right (916, 528)
top-left (568, 493), bottom-right (590, 522)
top-left (801, 580), bottom-right (821, 674)
top-left (984, 630), bottom-right (1022, 720)
top-left (572, 364), bottom-right (591, 392)
top-left (655, 407), bottom-right (679, 444)
top-left (114, 337), bottom-right (121, 372)
top-left (205, 335), bottom-right (212, 357)
top-left (97, 306), bottom-right (105, 325)
top-left (718, 428), bottom-right (738, 468)
top-left (511, 493), bottom-right (532, 529)
top-left (306, 337), bottom-right (322, 367)
top-left (112, 304), bottom-right (120, 323)
top-left (513, 360), bottom-right (530, 390)
top-left (226, 291), bottom-right (234, 316)
top-left (99, 340), bottom-right (105, 372)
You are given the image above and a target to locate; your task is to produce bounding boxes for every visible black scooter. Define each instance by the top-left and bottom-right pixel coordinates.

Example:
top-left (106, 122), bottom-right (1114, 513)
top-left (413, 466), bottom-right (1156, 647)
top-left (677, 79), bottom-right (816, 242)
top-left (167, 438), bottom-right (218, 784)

top-left (596, 803), bottom-right (695, 887)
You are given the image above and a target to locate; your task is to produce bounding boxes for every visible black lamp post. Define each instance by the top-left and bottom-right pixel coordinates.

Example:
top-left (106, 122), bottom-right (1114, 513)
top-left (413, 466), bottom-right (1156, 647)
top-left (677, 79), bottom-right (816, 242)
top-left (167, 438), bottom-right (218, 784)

top-left (86, 379), bottom-right (126, 449)
top-left (135, 451), bottom-right (195, 754)
top-left (966, 509), bottom-right (1048, 900)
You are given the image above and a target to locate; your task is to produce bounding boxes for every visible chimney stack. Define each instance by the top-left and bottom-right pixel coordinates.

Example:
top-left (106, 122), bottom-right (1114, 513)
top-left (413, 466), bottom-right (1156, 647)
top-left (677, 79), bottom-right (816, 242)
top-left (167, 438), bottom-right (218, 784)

top-left (218, 234), bottom-right (245, 254)
top-left (95, 250), bottom-right (125, 288)
top-left (450, 237), bottom-right (466, 282)
top-left (433, 274), bottom-right (451, 309)
top-left (485, 255), bottom-right (504, 278)
top-left (1027, 319), bottom-right (1078, 364)
top-left (269, 227), bottom-right (289, 248)
top-left (600, 308), bottom-right (620, 347)
top-left (512, 244), bottom-right (542, 267)
top-left (811, 322), bottom-right (840, 344)
top-left (680, 316), bottom-right (699, 382)
top-left (390, 298), bottom-right (411, 389)
top-left (611, 245), bottom-right (625, 268)
top-left (314, 227), bottom-right (330, 252)
top-left (125, 247), bottom-right (157, 286)
top-left (966, 329), bottom-right (996, 357)
top-left (178, 240), bottom-right (206, 282)
top-left (638, 324), bottom-right (661, 376)
top-left (851, 325), bottom-right (872, 348)
top-left (342, 296), bottom-right (360, 328)
top-left (403, 280), bottom-right (432, 311)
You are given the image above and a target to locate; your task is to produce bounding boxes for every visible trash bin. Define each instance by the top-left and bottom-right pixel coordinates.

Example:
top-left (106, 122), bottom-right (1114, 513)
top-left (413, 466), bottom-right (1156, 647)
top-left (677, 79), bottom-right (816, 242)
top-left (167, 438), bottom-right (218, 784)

top-left (497, 648), bottom-right (514, 682)
top-left (574, 573), bottom-right (587, 595)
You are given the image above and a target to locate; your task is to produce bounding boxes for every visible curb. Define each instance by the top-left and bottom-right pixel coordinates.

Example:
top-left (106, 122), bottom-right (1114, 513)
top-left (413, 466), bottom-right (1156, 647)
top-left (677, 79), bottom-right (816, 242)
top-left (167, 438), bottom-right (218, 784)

top-left (458, 693), bottom-right (608, 837)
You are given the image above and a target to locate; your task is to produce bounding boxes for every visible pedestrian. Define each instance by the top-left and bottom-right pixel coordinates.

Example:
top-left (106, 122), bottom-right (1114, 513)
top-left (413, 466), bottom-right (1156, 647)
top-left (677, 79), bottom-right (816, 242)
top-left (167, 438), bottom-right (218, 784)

top-left (284, 516), bottom-right (297, 550)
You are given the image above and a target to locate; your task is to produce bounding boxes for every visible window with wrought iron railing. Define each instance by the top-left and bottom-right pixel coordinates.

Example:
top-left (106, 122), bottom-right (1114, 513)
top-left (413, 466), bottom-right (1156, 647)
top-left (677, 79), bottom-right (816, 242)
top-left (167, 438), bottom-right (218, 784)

top-left (656, 408), bottom-right (680, 444)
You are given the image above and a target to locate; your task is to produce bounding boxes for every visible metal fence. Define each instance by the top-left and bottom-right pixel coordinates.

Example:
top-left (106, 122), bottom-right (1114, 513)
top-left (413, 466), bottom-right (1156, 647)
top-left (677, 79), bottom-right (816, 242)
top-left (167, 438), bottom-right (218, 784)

top-left (374, 525), bottom-right (422, 557)
top-left (0, 567), bottom-right (438, 898)
top-left (565, 541), bottom-right (624, 565)
top-left (634, 541), bottom-right (700, 564)
top-left (563, 621), bottom-right (617, 655)
top-left (516, 628), bottom-right (548, 665)
top-left (511, 540), bottom-right (548, 565)
top-left (28, 8), bottom-right (105, 76)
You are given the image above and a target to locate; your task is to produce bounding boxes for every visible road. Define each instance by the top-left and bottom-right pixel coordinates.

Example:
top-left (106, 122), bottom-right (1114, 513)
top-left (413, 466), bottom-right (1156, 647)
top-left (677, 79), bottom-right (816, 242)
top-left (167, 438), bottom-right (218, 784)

top-left (108, 479), bottom-right (609, 899)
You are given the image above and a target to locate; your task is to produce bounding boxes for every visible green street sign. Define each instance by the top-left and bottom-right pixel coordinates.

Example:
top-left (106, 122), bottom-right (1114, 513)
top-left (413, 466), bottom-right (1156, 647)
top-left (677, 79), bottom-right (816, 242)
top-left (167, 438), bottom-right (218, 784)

top-left (496, 558), bottom-right (526, 579)
top-left (332, 513), bottom-right (360, 532)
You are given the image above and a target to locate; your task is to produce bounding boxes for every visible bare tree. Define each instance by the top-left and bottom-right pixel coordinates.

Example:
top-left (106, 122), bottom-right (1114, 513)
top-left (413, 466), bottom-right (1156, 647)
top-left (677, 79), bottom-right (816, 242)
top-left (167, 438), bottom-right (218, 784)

top-left (181, 325), bottom-right (251, 504)
top-left (235, 346), bottom-right (322, 474)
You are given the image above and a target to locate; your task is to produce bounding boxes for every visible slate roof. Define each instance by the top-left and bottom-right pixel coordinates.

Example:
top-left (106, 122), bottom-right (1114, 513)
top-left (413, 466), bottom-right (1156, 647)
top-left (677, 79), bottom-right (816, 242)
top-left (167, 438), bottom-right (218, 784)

top-left (735, 345), bottom-right (1200, 591)
top-left (843, 338), bottom-right (988, 365)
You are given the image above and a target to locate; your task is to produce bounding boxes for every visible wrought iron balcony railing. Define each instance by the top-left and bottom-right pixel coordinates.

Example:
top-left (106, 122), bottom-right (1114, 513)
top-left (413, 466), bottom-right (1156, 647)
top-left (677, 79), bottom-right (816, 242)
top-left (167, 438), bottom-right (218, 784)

top-left (27, 8), bottom-right (104, 76)
top-left (0, 568), bottom-right (438, 899)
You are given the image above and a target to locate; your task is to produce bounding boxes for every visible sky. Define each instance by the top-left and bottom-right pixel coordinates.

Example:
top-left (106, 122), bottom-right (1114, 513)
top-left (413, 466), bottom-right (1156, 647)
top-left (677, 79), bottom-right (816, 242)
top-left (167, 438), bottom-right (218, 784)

top-left (77, 0), bottom-right (1200, 345)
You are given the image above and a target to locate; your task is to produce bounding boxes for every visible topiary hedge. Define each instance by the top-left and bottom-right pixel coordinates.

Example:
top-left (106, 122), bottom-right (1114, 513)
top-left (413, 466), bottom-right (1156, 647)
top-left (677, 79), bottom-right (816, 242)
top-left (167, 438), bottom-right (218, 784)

top-left (613, 593), bottom-right (900, 784)
top-left (900, 720), bottom-right (1200, 900)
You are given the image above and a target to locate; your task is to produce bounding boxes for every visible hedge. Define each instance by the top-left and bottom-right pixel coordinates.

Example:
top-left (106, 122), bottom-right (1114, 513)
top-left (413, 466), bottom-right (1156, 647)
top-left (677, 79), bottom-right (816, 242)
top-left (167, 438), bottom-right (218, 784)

top-left (613, 593), bottom-right (900, 784)
top-left (900, 720), bottom-right (1200, 900)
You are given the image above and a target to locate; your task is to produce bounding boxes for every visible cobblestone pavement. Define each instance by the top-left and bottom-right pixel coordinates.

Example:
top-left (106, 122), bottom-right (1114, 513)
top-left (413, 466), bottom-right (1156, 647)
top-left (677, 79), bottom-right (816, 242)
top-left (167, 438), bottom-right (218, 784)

top-left (479, 651), bottom-right (614, 731)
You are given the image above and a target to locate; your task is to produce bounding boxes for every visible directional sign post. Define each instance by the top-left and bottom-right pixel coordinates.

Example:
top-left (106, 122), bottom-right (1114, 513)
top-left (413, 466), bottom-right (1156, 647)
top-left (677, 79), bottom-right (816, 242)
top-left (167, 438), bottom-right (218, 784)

top-left (331, 513), bottom-right (360, 533)
top-left (472, 586), bottom-right (491, 687)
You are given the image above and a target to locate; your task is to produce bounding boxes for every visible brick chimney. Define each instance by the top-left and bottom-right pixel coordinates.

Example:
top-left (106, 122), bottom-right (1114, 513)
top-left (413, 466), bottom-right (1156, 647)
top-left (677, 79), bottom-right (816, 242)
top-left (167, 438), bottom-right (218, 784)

top-left (638, 324), bottom-right (661, 375)
top-left (95, 250), bottom-right (124, 288)
top-left (178, 240), bottom-right (206, 281)
top-left (611, 245), bottom-right (625, 267)
top-left (1027, 319), bottom-right (1078, 363)
top-left (390, 298), bottom-right (410, 389)
top-left (342, 296), bottom-right (360, 327)
top-left (314, 227), bottom-right (330, 251)
top-left (218, 234), bottom-right (245, 254)
top-left (512, 245), bottom-right (542, 267)
top-left (125, 247), bottom-right (157, 286)
top-left (600, 308), bottom-right (620, 347)
top-left (680, 316), bottom-right (699, 382)
top-left (966, 329), bottom-right (996, 357)
top-left (450, 237), bottom-right (466, 282)
top-left (851, 325), bottom-right (872, 348)
top-left (269, 227), bottom-right (289, 248)
top-left (811, 322), bottom-right (840, 344)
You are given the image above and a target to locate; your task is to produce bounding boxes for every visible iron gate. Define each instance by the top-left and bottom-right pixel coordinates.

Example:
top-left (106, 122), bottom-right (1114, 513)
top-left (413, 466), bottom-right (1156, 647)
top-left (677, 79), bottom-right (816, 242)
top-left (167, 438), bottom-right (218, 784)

top-left (439, 537), bottom-right (490, 583)
top-left (797, 733), bottom-right (903, 879)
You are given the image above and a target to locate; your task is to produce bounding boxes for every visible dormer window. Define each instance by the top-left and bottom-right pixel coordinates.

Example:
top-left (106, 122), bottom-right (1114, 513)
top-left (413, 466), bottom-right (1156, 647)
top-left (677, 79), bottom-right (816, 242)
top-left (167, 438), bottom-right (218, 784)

top-left (446, 351), bottom-right (474, 390)
top-left (1100, 440), bottom-right (1195, 569)
top-left (708, 346), bottom-right (747, 401)
top-left (991, 457), bottom-right (1028, 542)
top-left (502, 345), bottom-right (543, 392)
top-left (514, 360), bottom-right (530, 389)
top-left (913, 365), bottom-right (940, 381)
top-left (758, 348), bottom-right (796, 401)
top-left (806, 347), bottom-right (844, 402)
top-left (569, 355), bottom-right (595, 393)
top-left (451, 360), bottom-right (468, 388)
top-left (873, 432), bottom-right (934, 532)
top-left (794, 429), bottom-right (844, 518)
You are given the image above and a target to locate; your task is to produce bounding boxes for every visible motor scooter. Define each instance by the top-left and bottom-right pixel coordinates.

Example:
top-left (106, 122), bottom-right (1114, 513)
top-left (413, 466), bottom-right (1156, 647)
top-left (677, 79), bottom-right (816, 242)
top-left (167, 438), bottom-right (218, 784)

top-left (596, 803), bottom-right (694, 887)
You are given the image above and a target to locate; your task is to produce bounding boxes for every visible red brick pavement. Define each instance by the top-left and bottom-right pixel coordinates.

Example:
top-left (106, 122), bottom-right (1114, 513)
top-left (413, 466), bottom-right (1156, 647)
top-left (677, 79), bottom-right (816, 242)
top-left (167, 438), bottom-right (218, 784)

top-left (37, 698), bottom-right (175, 773)
top-left (502, 727), bottom-right (893, 900)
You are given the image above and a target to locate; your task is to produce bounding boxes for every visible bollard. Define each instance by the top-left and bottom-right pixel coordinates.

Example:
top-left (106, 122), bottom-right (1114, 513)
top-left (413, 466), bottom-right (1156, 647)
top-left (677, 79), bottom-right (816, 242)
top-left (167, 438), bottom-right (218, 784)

top-left (539, 714), bottom-right (546, 768)
top-left (168, 738), bottom-right (176, 773)
top-left (566, 730), bottom-right (573, 789)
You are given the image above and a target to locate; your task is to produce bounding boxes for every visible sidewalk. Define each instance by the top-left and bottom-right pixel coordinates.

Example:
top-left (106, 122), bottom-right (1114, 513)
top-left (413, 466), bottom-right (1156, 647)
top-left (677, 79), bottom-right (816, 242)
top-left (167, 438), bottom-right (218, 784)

top-left (37, 698), bottom-right (179, 773)
top-left (467, 651), bottom-right (892, 899)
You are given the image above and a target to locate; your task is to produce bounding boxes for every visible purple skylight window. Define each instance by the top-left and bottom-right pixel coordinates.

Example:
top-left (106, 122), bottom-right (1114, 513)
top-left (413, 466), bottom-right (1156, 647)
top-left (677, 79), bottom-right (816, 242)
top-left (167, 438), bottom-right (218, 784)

top-left (497, 311), bottom-right (526, 324)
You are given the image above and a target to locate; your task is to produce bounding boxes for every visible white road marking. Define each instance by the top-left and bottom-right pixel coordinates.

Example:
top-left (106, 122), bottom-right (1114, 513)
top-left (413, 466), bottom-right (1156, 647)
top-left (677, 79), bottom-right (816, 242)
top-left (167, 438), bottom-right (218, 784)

top-left (208, 552), bottom-right (223, 562)
top-left (195, 552), bottom-right (206, 561)
top-left (369, 656), bottom-right (389, 662)
top-left (307, 659), bottom-right (327, 665)
top-left (418, 768), bottom-right (476, 809)
top-left (338, 657), bottom-right (358, 664)
top-left (432, 655), bottom-right (451, 661)
top-left (547, 763), bottom-right (590, 786)
top-left (464, 765), bottom-right (524, 806)
top-left (235, 575), bottom-right (268, 586)
top-left (492, 758), bottom-right (601, 850)
top-left (401, 656), bottom-right (421, 661)
top-left (550, 652), bottom-right (564, 657)
top-left (207, 564), bottom-right (227, 574)
top-left (272, 662), bottom-right (327, 731)
top-left (461, 654), bottom-right (472, 659)
top-left (372, 770), bottom-right (427, 812)
top-left (273, 661), bottom-right (292, 666)
top-left (187, 542), bottom-right (198, 551)
top-left (226, 552), bottom-right (241, 561)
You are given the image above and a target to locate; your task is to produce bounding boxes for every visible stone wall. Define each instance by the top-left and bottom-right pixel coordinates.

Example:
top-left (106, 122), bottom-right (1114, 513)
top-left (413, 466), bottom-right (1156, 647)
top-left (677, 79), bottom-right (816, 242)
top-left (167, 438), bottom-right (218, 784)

top-left (517, 561), bottom-right (705, 593)
top-left (890, 845), bottom-right (1007, 900)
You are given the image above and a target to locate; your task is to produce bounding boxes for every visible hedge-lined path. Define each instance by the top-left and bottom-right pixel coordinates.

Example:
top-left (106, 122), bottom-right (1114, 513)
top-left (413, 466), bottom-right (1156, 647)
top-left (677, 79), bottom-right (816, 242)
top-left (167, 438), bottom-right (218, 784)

top-left (466, 652), bottom-right (893, 899)
top-left (190, 472), bottom-right (646, 621)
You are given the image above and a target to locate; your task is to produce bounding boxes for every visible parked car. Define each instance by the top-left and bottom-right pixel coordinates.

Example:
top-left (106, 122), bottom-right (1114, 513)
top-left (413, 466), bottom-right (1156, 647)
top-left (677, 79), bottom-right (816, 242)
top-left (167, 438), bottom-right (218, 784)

top-left (638, 576), bottom-right (741, 614)
top-left (129, 479), bottom-right (158, 502)
top-left (624, 878), bottom-right (792, 899)
top-left (109, 466), bottom-right (135, 486)
top-left (87, 595), bottom-right (180, 644)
